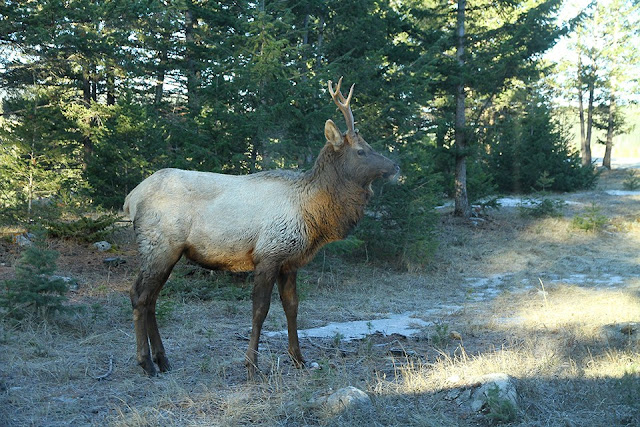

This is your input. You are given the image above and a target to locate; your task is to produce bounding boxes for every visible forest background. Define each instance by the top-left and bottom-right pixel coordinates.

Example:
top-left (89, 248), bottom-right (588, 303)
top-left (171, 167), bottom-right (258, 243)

top-left (0, 0), bottom-right (638, 268)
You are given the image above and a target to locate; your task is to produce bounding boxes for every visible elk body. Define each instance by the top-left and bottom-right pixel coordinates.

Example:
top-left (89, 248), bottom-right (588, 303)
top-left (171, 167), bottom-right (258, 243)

top-left (124, 78), bottom-right (398, 378)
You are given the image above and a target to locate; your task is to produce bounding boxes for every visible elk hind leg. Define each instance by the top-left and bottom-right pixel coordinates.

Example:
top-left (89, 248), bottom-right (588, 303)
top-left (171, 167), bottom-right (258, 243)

top-left (130, 251), bottom-right (181, 375)
top-left (130, 272), bottom-right (157, 376)
top-left (147, 295), bottom-right (171, 372)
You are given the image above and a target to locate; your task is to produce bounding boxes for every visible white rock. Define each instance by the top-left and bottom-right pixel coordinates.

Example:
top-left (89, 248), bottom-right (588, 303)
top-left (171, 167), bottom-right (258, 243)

top-left (93, 241), bottom-right (112, 251)
top-left (325, 386), bottom-right (372, 414)
top-left (13, 234), bottom-right (32, 247)
top-left (469, 373), bottom-right (518, 413)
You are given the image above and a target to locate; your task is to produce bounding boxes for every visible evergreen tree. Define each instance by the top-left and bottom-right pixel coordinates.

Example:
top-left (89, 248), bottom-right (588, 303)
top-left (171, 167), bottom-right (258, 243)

top-left (409, 0), bottom-right (567, 215)
top-left (483, 86), bottom-right (597, 193)
top-left (557, 0), bottom-right (639, 168)
top-left (1, 233), bottom-right (71, 319)
top-left (0, 86), bottom-right (83, 220)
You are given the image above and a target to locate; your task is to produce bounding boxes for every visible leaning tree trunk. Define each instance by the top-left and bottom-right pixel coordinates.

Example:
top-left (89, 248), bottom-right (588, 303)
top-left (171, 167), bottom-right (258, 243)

top-left (577, 55), bottom-right (587, 165)
top-left (454, 0), bottom-right (470, 218)
top-left (584, 78), bottom-right (594, 166)
top-left (603, 93), bottom-right (615, 169)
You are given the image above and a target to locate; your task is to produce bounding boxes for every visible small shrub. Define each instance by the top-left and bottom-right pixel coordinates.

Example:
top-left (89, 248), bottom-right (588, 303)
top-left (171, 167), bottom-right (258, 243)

top-left (572, 204), bottom-right (608, 232)
top-left (0, 232), bottom-right (72, 319)
top-left (161, 267), bottom-right (251, 301)
top-left (535, 171), bottom-right (555, 192)
top-left (485, 384), bottom-right (517, 424)
top-left (518, 198), bottom-right (565, 218)
top-left (622, 170), bottom-right (640, 191)
top-left (332, 332), bottom-right (344, 349)
top-left (431, 323), bottom-right (450, 348)
top-left (355, 145), bottom-right (441, 270)
top-left (45, 214), bottom-right (119, 242)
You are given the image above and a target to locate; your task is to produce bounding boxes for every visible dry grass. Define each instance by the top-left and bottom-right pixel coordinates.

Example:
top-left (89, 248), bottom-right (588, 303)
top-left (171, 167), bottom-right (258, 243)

top-left (1, 168), bottom-right (639, 426)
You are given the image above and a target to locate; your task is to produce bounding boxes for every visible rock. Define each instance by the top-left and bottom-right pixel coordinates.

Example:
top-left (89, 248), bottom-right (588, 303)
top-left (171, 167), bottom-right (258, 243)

top-left (50, 275), bottom-right (79, 291)
top-left (13, 233), bottom-right (32, 247)
top-left (469, 373), bottom-right (518, 414)
top-left (449, 330), bottom-right (462, 340)
top-left (388, 348), bottom-right (418, 357)
top-left (93, 241), bottom-right (112, 251)
top-left (103, 256), bottom-right (125, 266)
top-left (620, 323), bottom-right (637, 335)
top-left (308, 361), bottom-right (321, 370)
top-left (325, 386), bottom-right (372, 414)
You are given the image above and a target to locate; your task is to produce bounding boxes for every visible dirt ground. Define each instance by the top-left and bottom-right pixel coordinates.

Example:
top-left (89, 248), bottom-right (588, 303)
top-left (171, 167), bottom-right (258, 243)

top-left (1, 168), bottom-right (639, 426)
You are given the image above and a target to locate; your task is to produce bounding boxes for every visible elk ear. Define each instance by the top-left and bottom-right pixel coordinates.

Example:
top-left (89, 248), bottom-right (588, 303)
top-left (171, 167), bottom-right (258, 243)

top-left (324, 119), bottom-right (344, 151)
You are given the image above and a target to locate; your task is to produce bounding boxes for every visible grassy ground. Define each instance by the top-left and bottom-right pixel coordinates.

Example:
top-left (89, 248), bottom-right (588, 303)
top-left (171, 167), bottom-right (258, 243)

top-left (1, 168), bottom-right (639, 426)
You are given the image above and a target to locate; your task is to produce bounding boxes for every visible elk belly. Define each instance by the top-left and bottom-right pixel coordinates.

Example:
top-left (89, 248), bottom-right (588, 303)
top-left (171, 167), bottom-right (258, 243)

top-left (184, 243), bottom-right (256, 272)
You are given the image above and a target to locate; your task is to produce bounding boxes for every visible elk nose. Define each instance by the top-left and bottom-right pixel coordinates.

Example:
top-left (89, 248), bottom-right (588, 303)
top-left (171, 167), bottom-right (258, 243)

top-left (383, 164), bottom-right (400, 179)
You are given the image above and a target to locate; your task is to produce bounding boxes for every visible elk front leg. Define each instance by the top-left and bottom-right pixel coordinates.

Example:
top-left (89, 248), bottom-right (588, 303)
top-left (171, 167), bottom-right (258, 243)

top-left (245, 265), bottom-right (277, 379)
top-left (277, 270), bottom-right (304, 368)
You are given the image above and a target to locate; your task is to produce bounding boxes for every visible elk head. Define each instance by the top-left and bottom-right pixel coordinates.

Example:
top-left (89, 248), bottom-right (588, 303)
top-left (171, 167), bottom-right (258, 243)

top-left (325, 77), bottom-right (399, 187)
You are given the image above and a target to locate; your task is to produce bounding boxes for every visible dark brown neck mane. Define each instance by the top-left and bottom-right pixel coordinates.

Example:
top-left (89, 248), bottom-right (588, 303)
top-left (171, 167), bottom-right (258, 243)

top-left (300, 144), bottom-right (371, 244)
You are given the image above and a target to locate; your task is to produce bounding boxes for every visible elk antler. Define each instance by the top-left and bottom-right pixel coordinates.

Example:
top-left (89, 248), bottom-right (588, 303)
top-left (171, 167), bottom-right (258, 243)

top-left (328, 77), bottom-right (355, 137)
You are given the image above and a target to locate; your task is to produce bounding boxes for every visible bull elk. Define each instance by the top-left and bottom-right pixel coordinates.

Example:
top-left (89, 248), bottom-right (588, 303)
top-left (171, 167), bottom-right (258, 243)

top-left (123, 78), bottom-right (399, 378)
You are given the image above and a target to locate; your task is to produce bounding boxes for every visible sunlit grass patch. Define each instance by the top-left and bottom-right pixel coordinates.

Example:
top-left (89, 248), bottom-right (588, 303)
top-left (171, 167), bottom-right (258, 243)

top-left (583, 349), bottom-right (640, 379)
top-left (512, 284), bottom-right (640, 334)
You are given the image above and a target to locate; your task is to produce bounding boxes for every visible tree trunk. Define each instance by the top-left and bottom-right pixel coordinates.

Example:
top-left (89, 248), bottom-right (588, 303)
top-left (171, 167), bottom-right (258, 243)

top-left (603, 93), bottom-right (615, 169)
top-left (316, 12), bottom-right (325, 70)
top-left (155, 48), bottom-right (167, 105)
top-left (81, 66), bottom-right (93, 171)
top-left (300, 13), bottom-right (309, 81)
top-left (454, 0), bottom-right (470, 218)
top-left (584, 78), bottom-right (594, 165)
top-left (577, 55), bottom-right (587, 165)
top-left (91, 63), bottom-right (98, 102)
top-left (106, 67), bottom-right (116, 106)
top-left (82, 67), bottom-right (92, 105)
top-left (184, 6), bottom-right (200, 115)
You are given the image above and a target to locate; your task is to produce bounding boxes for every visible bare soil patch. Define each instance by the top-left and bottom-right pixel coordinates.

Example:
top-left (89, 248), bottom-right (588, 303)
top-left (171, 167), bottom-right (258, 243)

top-left (1, 168), bottom-right (639, 426)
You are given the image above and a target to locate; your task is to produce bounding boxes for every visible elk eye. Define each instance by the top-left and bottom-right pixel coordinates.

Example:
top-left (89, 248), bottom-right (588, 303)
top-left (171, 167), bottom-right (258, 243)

top-left (357, 149), bottom-right (365, 156)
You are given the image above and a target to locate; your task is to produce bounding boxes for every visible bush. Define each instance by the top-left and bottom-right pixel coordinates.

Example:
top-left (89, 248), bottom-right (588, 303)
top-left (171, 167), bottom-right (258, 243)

top-left (45, 214), bottom-right (119, 242)
top-left (622, 170), bottom-right (640, 191)
top-left (518, 198), bottom-right (565, 218)
top-left (0, 232), bottom-right (72, 319)
top-left (482, 91), bottom-right (599, 194)
top-left (572, 204), bottom-right (608, 232)
top-left (354, 145), bottom-right (441, 270)
top-left (485, 384), bottom-right (517, 424)
top-left (161, 265), bottom-right (251, 301)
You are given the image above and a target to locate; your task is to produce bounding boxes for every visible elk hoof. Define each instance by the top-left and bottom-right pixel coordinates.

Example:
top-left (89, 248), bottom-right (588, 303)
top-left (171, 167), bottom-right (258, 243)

top-left (289, 350), bottom-right (305, 368)
top-left (155, 355), bottom-right (172, 373)
top-left (246, 366), bottom-right (256, 380)
top-left (139, 357), bottom-right (157, 376)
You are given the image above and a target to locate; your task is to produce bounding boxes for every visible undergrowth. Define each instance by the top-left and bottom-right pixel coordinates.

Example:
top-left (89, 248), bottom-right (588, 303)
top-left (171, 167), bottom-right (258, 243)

top-left (45, 214), bottom-right (120, 242)
top-left (518, 198), bottom-right (565, 218)
top-left (571, 204), bottom-right (608, 231)
top-left (0, 231), bottom-right (75, 319)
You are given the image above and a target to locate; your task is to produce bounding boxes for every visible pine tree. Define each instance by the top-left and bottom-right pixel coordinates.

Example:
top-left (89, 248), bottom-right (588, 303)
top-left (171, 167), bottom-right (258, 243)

top-left (1, 233), bottom-right (70, 319)
top-left (409, 0), bottom-right (566, 216)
